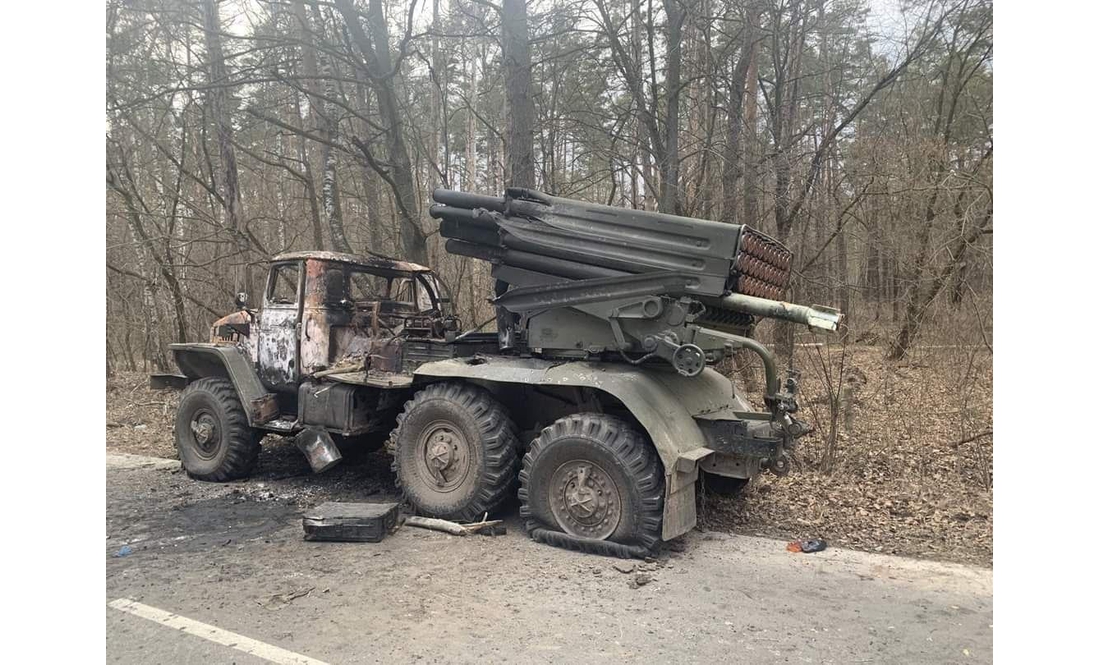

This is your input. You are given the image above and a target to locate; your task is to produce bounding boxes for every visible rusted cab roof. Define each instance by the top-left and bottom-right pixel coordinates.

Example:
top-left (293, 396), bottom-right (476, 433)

top-left (271, 251), bottom-right (432, 273)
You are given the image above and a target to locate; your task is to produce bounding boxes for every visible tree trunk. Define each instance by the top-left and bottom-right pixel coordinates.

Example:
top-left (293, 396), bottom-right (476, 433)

top-left (429, 0), bottom-right (443, 191)
top-left (336, 0), bottom-right (427, 264)
top-left (502, 0), bottom-right (536, 189)
top-left (720, 5), bottom-right (759, 224)
top-left (201, 0), bottom-right (250, 297)
top-left (303, 3), bottom-right (351, 253)
top-left (660, 0), bottom-right (686, 214)
top-left (741, 29), bottom-right (760, 226)
top-left (291, 90), bottom-right (326, 250)
top-left (465, 51), bottom-right (478, 190)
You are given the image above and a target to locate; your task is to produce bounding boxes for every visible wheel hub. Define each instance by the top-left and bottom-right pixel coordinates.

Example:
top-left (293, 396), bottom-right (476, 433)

top-left (550, 460), bottom-right (622, 540)
top-left (428, 433), bottom-right (455, 470)
top-left (189, 411), bottom-right (219, 457)
top-left (418, 423), bottom-right (470, 491)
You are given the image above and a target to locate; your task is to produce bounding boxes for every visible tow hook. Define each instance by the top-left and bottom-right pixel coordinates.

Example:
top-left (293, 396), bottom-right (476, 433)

top-left (764, 453), bottom-right (791, 477)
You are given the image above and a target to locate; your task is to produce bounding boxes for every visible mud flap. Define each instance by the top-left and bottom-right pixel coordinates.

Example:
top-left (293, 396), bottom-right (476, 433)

top-left (662, 467), bottom-right (701, 540)
top-left (295, 428), bottom-right (343, 473)
top-left (662, 447), bottom-right (713, 540)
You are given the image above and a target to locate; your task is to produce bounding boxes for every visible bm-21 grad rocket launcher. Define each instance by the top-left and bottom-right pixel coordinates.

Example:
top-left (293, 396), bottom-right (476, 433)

top-left (431, 185), bottom-right (839, 386)
top-left (431, 187), bottom-right (841, 489)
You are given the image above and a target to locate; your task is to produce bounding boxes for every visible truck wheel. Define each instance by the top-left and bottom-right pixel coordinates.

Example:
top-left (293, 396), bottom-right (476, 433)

top-left (174, 378), bottom-right (260, 481)
top-left (701, 472), bottom-right (750, 497)
top-left (390, 382), bottom-right (519, 521)
top-left (519, 414), bottom-right (664, 556)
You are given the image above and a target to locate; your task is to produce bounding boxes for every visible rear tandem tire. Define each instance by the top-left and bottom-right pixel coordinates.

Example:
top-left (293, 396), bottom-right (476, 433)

top-left (390, 382), bottom-right (520, 522)
top-left (519, 413), bottom-right (664, 555)
top-left (174, 377), bottom-right (260, 481)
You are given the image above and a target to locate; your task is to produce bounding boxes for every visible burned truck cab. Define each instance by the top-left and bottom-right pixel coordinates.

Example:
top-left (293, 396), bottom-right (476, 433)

top-left (241, 251), bottom-right (454, 392)
top-left (194, 252), bottom-right (461, 449)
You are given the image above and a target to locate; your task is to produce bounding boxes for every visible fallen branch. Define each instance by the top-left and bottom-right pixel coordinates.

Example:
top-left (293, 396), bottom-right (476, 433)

top-left (403, 515), bottom-right (503, 536)
top-left (954, 429), bottom-right (993, 446)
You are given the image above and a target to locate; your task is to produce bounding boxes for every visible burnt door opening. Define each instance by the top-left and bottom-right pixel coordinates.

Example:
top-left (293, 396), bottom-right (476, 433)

top-left (257, 261), bottom-right (303, 390)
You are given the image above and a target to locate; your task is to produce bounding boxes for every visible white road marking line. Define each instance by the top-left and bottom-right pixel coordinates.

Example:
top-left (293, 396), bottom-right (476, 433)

top-left (108, 598), bottom-right (330, 665)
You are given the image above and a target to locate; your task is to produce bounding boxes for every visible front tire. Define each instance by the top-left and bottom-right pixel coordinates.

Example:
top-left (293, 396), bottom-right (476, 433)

top-left (390, 382), bottom-right (519, 521)
top-left (520, 414), bottom-right (664, 554)
top-left (174, 378), bottom-right (260, 481)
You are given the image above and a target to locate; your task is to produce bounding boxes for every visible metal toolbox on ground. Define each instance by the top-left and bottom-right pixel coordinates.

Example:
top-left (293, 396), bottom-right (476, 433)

top-left (302, 501), bottom-right (399, 542)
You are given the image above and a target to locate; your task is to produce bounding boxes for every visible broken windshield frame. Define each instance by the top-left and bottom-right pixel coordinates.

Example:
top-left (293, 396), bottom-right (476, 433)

top-left (331, 267), bottom-right (442, 314)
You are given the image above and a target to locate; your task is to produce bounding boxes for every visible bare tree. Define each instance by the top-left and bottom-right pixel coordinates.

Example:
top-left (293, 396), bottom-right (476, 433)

top-left (336, 0), bottom-right (428, 264)
top-left (502, 0), bottom-right (536, 188)
top-left (201, 0), bottom-right (250, 296)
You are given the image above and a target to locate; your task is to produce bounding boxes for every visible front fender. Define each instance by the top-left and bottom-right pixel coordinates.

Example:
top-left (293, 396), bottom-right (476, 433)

top-left (414, 356), bottom-right (749, 540)
top-left (169, 343), bottom-right (277, 425)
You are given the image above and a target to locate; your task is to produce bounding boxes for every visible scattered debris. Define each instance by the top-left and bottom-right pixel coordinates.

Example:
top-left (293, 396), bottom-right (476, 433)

top-left (612, 561), bottom-right (636, 574)
top-left (801, 538), bottom-right (828, 553)
top-left (403, 515), bottom-right (504, 537)
top-left (258, 587), bottom-right (314, 610)
top-left (114, 545), bottom-right (133, 558)
top-left (303, 502), bottom-right (399, 542)
top-left (630, 572), bottom-right (653, 589)
top-left (786, 539), bottom-right (828, 553)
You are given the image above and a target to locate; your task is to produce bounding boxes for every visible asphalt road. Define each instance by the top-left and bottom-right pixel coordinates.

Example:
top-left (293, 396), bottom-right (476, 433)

top-left (106, 453), bottom-right (993, 664)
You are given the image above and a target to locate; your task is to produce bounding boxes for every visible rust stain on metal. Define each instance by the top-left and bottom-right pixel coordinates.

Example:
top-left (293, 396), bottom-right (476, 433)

top-left (272, 250), bottom-right (432, 274)
top-left (250, 393), bottom-right (279, 424)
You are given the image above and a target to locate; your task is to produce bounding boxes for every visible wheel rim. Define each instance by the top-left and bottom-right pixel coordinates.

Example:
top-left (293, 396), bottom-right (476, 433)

top-left (189, 409), bottom-right (220, 460)
top-left (415, 420), bottom-right (472, 492)
top-left (549, 459), bottom-right (622, 540)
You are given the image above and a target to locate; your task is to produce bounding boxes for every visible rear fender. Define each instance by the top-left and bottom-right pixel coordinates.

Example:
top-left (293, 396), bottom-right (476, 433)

top-left (169, 343), bottom-right (278, 425)
top-left (413, 356), bottom-right (749, 540)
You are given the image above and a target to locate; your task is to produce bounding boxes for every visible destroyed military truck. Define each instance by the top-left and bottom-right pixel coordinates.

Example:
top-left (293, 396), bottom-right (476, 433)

top-left (156, 187), bottom-right (841, 557)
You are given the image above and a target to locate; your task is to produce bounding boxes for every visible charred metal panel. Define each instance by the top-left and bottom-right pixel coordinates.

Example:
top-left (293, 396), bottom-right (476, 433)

top-left (272, 250), bottom-right (432, 274)
top-left (209, 310), bottom-right (257, 362)
top-left (297, 381), bottom-right (375, 434)
top-left (257, 262), bottom-right (303, 389)
top-left (401, 340), bottom-right (459, 373)
top-left (169, 343), bottom-right (277, 426)
top-left (299, 259), bottom-right (332, 375)
top-left (251, 393), bottom-right (279, 424)
top-left (257, 306), bottom-right (299, 388)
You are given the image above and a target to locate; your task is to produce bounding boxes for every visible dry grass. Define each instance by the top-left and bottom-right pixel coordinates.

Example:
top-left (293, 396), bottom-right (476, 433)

top-left (709, 337), bottom-right (993, 566)
top-left (106, 373), bottom-right (178, 458)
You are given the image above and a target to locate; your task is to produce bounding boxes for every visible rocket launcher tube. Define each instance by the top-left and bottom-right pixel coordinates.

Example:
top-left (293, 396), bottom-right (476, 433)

top-left (707, 292), bottom-right (842, 333)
